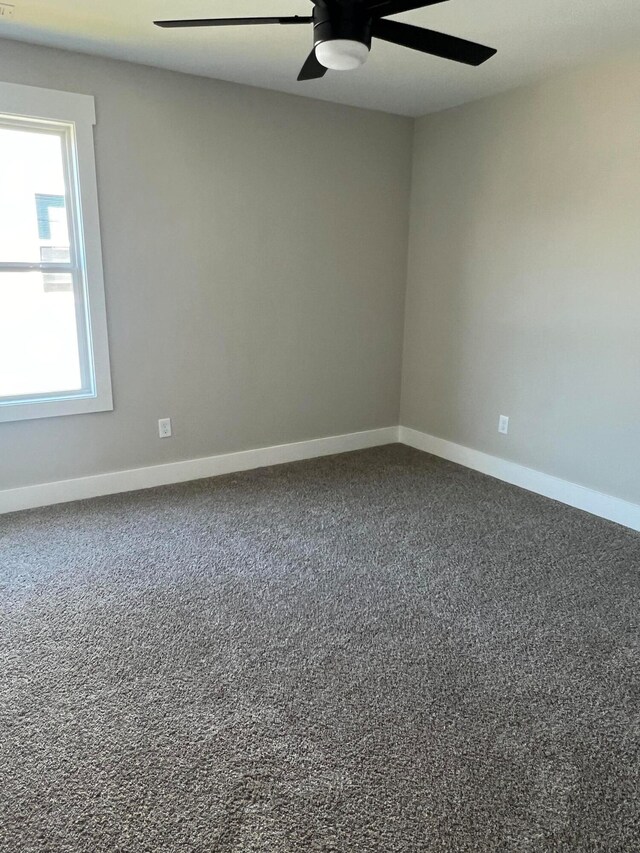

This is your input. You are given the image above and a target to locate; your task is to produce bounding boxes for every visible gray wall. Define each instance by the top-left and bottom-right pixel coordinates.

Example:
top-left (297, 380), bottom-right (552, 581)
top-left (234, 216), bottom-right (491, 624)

top-left (0, 39), bottom-right (413, 490)
top-left (401, 54), bottom-right (640, 504)
top-left (3, 41), bottom-right (638, 506)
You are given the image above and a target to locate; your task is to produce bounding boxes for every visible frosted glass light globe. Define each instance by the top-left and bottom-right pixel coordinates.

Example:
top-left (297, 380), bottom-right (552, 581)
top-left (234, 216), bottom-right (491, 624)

top-left (315, 39), bottom-right (370, 71)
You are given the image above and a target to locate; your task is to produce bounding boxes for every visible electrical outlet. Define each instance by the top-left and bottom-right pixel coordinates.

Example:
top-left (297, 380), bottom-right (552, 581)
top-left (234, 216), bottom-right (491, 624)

top-left (0, 4), bottom-right (15, 19)
top-left (158, 417), bottom-right (172, 438)
top-left (498, 415), bottom-right (509, 435)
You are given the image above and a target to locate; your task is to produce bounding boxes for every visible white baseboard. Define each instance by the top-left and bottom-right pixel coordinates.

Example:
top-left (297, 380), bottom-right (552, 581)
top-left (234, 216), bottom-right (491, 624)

top-left (0, 426), bottom-right (399, 515)
top-left (399, 426), bottom-right (640, 532)
top-left (3, 424), bottom-right (638, 533)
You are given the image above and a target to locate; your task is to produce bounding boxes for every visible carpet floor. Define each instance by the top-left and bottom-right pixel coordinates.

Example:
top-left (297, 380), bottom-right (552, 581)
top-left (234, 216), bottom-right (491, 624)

top-left (0, 444), bottom-right (638, 852)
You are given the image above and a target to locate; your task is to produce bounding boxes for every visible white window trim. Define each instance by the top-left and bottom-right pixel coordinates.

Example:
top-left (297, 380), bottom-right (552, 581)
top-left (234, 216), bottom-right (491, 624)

top-left (0, 82), bottom-right (112, 423)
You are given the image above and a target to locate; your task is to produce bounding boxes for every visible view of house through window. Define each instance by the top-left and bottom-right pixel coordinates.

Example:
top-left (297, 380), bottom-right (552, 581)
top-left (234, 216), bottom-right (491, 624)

top-left (0, 123), bottom-right (84, 400)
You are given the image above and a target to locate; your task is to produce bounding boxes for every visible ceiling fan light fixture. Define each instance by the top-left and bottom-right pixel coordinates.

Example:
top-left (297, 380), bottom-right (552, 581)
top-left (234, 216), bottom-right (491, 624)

top-left (154, 2), bottom-right (497, 83)
top-left (315, 39), bottom-right (370, 71)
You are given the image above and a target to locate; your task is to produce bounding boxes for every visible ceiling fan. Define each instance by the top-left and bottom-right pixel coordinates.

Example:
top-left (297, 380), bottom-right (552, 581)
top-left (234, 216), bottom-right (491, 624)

top-left (154, 0), bottom-right (496, 81)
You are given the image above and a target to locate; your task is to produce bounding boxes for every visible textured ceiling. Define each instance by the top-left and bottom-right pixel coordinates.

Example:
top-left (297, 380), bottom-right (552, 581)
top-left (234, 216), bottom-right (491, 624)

top-left (1, 0), bottom-right (639, 116)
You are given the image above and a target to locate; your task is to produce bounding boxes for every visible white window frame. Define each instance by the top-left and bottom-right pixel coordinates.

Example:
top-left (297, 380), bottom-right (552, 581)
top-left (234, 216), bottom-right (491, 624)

top-left (0, 82), bottom-right (112, 423)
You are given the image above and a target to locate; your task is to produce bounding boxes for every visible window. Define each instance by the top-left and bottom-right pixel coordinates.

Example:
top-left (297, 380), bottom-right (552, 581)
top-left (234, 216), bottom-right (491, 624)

top-left (0, 82), bottom-right (112, 423)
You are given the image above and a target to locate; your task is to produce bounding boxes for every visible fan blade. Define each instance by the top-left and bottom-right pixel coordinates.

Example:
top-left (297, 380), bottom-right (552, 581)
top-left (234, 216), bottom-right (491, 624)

top-left (372, 19), bottom-right (496, 65)
top-left (154, 16), bottom-right (312, 29)
top-left (368, 0), bottom-right (448, 18)
top-left (297, 50), bottom-right (328, 81)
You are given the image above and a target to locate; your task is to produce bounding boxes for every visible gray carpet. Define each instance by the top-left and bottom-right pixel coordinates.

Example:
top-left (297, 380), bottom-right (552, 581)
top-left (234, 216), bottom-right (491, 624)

top-left (1, 445), bottom-right (638, 852)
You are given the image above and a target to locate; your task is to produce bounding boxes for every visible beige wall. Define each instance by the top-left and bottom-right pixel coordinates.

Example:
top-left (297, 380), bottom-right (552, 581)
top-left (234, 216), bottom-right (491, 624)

top-left (0, 39), bottom-right (412, 490)
top-left (401, 54), bottom-right (640, 504)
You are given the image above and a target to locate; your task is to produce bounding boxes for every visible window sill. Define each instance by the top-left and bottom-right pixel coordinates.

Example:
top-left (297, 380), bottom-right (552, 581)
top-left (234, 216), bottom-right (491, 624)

top-left (0, 392), bottom-right (113, 423)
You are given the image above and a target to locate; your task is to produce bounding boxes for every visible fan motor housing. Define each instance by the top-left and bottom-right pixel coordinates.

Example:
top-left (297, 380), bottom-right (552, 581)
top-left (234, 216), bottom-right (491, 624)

top-left (312, 3), bottom-right (372, 50)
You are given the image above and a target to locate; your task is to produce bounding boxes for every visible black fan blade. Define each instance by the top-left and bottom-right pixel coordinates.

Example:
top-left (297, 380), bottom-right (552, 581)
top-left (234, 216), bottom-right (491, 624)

top-left (368, 0), bottom-right (448, 18)
top-left (297, 50), bottom-right (328, 81)
top-left (372, 19), bottom-right (496, 65)
top-left (155, 16), bottom-right (312, 29)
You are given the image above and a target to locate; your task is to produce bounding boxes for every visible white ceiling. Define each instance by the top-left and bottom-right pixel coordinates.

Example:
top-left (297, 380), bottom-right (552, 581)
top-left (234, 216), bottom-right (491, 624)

top-left (1, 0), bottom-right (639, 116)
